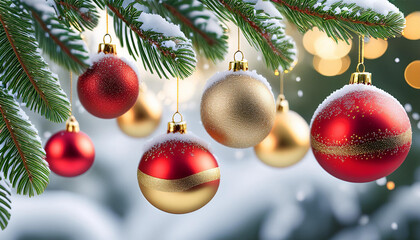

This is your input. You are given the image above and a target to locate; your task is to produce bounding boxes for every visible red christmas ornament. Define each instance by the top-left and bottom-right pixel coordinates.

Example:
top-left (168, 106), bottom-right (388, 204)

top-left (311, 84), bottom-right (412, 183)
top-left (78, 53), bottom-right (139, 119)
top-left (137, 127), bottom-right (220, 214)
top-left (45, 117), bottom-right (95, 177)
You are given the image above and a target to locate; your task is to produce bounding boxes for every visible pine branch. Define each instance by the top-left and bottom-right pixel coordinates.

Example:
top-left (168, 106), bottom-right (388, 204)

top-left (22, 0), bottom-right (90, 73)
top-left (0, 176), bottom-right (11, 230)
top-left (201, 0), bottom-right (296, 71)
top-left (0, 0), bottom-right (70, 123)
top-left (54, 0), bottom-right (101, 31)
top-left (0, 87), bottom-right (50, 197)
top-left (107, 0), bottom-right (197, 79)
top-left (141, 0), bottom-right (228, 61)
top-left (272, 0), bottom-right (405, 41)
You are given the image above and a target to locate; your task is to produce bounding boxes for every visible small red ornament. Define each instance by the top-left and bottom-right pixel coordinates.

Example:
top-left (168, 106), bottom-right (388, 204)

top-left (45, 117), bottom-right (95, 177)
top-left (78, 53), bottom-right (139, 119)
top-left (137, 120), bottom-right (220, 214)
top-left (311, 84), bottom-right (412, 183)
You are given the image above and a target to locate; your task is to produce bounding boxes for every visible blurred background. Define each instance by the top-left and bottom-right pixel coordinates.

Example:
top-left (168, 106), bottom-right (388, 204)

top-left (1, 1), bottom-right (420, 240)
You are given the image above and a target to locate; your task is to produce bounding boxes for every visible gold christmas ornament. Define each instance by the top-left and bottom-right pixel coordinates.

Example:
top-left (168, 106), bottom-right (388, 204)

top-left (117, 87), bottom-right (162, 137)
top-left (200, 51), bottom-right (275, 148)
top-left (254, 95), bottom-right (310, 167)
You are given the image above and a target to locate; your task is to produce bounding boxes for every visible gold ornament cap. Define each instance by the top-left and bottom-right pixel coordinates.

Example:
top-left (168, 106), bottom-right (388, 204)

top-left (276, 94), bottom-right (289, 112)
top-left (229, 50), bottom-right (248, 72)
top-left (98, 34), bottom-right (117, 55)
top-left (350, 72), bottom-right (372, 85)
top-left (167, 112), bottom-right (187, 134)
top-left (66, 116), bottom-right (80, 133)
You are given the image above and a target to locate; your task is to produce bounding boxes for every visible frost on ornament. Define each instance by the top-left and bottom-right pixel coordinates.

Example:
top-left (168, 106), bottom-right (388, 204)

top-left (311, 84), bottom-right (406, 126)
top-left (142, 132), bottom-right (211, 153)
top-left (89, 53), bottom-right (142, 82)
top-left (203, 70), bottom-right (274, 99)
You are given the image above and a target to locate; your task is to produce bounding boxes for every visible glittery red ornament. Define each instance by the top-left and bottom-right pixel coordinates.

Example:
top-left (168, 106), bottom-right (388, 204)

top-left (137, 134), bottom-right (220, 214)
top-left (311, 84), bottom-right (412, 183)
top-left (78, 54), bottom-right (139, 119)
top-left (45, 121), bottom-right (95, 177)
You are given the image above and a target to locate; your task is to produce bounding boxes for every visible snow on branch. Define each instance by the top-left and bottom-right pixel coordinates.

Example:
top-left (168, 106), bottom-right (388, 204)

top-left (203, 0), bottom-right (296, 70)
top-left (140, 0), bottom-right (228, 61)
top-left (108, 0), bottom-right (196, 79)
top-left (22, 0), bottom-right (90, 73)
top-left (273, 0), bottom-right (405, 41)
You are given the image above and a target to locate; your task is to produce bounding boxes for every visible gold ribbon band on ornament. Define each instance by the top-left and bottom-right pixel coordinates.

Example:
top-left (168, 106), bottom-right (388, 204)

top-left (311, 129), bottom-right (412, 156)
top-left (137, 168), bottom-right (220, 192)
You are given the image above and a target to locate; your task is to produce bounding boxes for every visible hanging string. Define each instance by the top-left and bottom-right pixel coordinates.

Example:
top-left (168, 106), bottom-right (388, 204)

top-left (275, 69), bottom-right (285, 96)
top-left (171, 77), bottom-right (183, 123)
top-left (176, 77), bottom-right (179, 113)
top-left (69, 71), bottom-right (73, 116)
top-left (238, 27), bottom-right (241, 51)
top-left (234, 27), bottom-right (244, 61)
top-left (106, 7), bottom-right (109, 34)
top-left (280, 71), bottom-right (284, 96)
top-left (357, 35), bottom-right (365, 72)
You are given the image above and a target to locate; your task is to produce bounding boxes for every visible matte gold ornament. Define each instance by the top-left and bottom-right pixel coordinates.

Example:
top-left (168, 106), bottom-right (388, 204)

top-left (200, 57), bottom-right (275, 148)
top-left (117, 87), bottom-right (162, 137)
top-left (254, 95), bottom-right (310, 167)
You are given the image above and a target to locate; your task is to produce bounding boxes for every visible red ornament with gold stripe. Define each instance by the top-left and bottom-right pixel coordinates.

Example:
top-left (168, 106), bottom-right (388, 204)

top-left (311, 76), bottom-right (412, 183)
top-left (137, 116), bottom-right (220, 214)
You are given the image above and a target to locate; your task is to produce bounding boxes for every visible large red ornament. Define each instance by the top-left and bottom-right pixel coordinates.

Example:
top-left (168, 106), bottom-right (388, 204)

top-left (45, 117), bottom-right (95, 177)
top-left (78, 54), bottom-right (139, 119)
top-left (137, 134), bottom-right (220, 214)
top-left (311, 84), bottom-right (412, 183)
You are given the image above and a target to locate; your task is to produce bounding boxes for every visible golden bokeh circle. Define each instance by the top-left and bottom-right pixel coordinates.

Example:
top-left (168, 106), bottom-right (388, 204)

top-left (404, 12), bottom-right (420, 40)
top-left (314, 35), bottom-right (352, 60)
top-left (404, 60), bottom-right (420, 89)
top-left (338, 55), bottom-right (351, 75)
top-left (303, 27), bottom-right (324, 55)
top-left (386, 181), bottom-right (395, 191)
top-left (313, 56), bottom-right (342, 76)
top-left (364, 38), bottom-right (388, 59)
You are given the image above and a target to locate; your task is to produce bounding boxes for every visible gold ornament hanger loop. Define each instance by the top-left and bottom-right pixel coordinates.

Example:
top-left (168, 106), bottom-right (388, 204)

top-left (233, 50), bottom-right (244, 61)
top-left (171, 111), bottom-right (184, 123)
top-left (229, 27), bottom-right (248, 72)
top-left (168, 77), bottom-right (187, 134)
top-left (103, 33), bottom-right (112, 44)
top-left (66, 71), bottom-right (80, 133)
top-left (98, 8), bottom-right (117, 55)
top-left (350, 35), bottom-right (371, 85)
top-left (275, 69), bottom-right (289, 112)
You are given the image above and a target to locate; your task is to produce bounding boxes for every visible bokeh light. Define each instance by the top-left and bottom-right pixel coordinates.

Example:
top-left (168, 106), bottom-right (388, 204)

top-left (313, 56), bottom-right (350, 76)
top-left (314, 35), bottom-right (352, 60)
top-left (403, 12), bottom-right (420, 40)
top-left (364, 38), bottom-right (388, 59)
top-left (338, 55), bottom-right (351, 75)
top-left (404, 60), bottom-right (420, 89)
top-left (303, 27), bottom-right (324, 55)
top-left (303, 27), bottom-right (351, 60)
top-left (387, 181), bottom-right (395, 191)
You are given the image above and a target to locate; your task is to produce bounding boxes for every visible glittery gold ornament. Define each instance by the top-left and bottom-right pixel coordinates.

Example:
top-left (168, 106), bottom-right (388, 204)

top-left (200, 57), bottom-right (275, 148)
top-left (117, 87), bottom-right (162, 137)
top-left (254, 95), bottom-right (310, 167)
